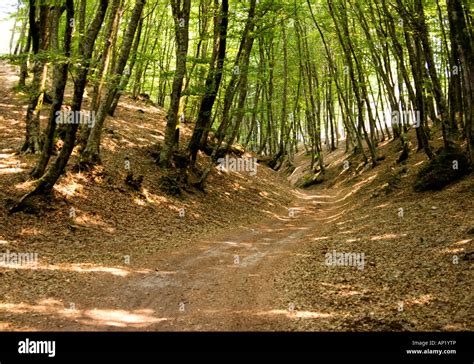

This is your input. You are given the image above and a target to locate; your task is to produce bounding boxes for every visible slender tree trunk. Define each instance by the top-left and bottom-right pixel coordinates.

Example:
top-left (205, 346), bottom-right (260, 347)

top-left (244, 83), bottom-right (260, 149)
top-left (187, 0), bottom-right (228, 163)
top-left (327, 0), bottom-right (376, 166)
top-left (198, 0), bottom-right (257, 186)
top-left (268, 25), bottom-right (289, 169)
top-left (79, 0), bottom-right (122, 150)
top-left (81, 0), bottom-right (147, 167)
top-left (109, 16), bottom-right (144, 116)
top-left (307, 2), bottom-right (366, 162)
top-left (224, 9), bottom-right (257, 152)
top-left (411, 0), bottom-right (453, 148)
top-left (18, 30), bottom-right (31, 88)
top-left (21, 2), bottom-right (51, 154)
top-left (159, 0), bottom-right (191, 167)
top-left (404, 22), bottom-right (435, 159)
top-left (447, 0), bottom-right (474, 164)
top-left (31, 5), bottom-right (71, 178)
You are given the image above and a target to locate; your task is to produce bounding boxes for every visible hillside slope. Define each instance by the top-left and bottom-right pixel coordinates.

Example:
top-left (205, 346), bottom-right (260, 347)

top-left (278, 130), bottom-right (474, 331)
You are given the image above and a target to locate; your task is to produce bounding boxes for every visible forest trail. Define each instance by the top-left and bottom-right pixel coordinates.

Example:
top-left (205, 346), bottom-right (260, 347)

top-left (1, 60), bottom-right (472, 332)
top-left (17, 187), bottom-right (346, 331)
top-left (102, 189), bottom-right (344, 331)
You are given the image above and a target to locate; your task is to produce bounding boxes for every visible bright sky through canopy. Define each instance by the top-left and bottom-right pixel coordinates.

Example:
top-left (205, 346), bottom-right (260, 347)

top-left (0, 0), bottom-right (19, 55)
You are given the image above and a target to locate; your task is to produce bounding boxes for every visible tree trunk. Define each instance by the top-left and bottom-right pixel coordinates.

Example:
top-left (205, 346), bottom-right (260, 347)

top-left (198, 0), bottom-right (257, 186)
top-left (10, 0), bottom-right (111, 213)
top-left (109, 16), bottom-right (144, 116)
top-left (81, 0), bottom-right (146, 167)
top-left (268, 25), bottom-right (289, 169)
top-left (187, 0), bottom-right (229, 163)
top-left (79, 0), bottom-right (122, 150)
top-left (447, 0), bottom-right (474, 165)
top-left (21, 2), bottom-right (51, 154)
top-left (31, 5), bottom-right (72, 179)
top-left (224, 7), bottom-right (257, 151)
top-left (159, 0), bottom-right (191, 167)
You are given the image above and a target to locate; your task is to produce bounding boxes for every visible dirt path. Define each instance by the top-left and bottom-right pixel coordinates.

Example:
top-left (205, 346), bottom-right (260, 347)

top-left (56, 188), bottom-right (345, 331)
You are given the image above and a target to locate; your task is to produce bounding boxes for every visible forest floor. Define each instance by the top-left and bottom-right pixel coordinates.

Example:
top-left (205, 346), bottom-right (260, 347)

top-left (0, 61), bottom-right (472, 331)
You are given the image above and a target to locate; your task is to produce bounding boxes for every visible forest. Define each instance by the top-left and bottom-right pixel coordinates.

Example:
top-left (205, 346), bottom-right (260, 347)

top-left (0, 0), bottom-right (472, 337)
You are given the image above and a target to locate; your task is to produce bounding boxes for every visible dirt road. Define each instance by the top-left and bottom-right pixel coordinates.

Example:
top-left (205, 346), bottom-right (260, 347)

top-left (70, 189), bottom-right (343, 331)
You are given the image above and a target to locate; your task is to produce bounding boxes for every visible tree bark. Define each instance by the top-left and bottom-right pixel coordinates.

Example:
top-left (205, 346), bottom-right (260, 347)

top-left (81, 0), bottom-right (146, 166)
top-left (31, 5), bottom-right (71, 179)
top-left (159, 0), bottom-right (191, 167)
top-left (447, 0), bottom-right (474, 164)
top-left (109, 16), bottom-right (144, 116)
top-left (79, 0), bottom-right (122, 150)
top-left (21, 1), bottom-right (51, 154)
top-left (187, 0), bottom-right (228, 164)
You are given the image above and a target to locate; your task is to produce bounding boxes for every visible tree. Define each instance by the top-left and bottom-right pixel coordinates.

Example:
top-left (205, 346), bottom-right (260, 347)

top-left (10, 0), bottom-right (109, 213)
top-left (30, 3), bottom-right (73, 179)
top-left (159, 0), bottom-right (192, 167)
top-left (21, 0), bottom-right (51, 154)
top-left (187, 0), bottom-right (229, 164)
top-left (81, 0), bottom-right (146, 167)
top-left (447, 0), bottom-right (474, 165)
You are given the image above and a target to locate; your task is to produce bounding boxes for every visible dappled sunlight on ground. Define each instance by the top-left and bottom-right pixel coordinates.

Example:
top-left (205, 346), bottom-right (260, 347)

top-left (198, 308), bottom-right (337, 320)
top-left (280, 143), bottom-right (473, 331)
top-left (0, 262), bottom-right (152, 276)
top-left (0, 299), bottom-right (168, 329)
top-left (436, 238), bottom-right (472, 255)
top-left (370, 233), bottom-right (406, 241)
top-left (13, 180), bottom-right (36, 192)
top-left (405, 294), bottom-right (433, 307)
top-left (260, 309), bottom-right (334, 319)
top-left (54, 179), bottom-right (84, 197)
top-left (80, 308), bottom-right (168, 328)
